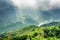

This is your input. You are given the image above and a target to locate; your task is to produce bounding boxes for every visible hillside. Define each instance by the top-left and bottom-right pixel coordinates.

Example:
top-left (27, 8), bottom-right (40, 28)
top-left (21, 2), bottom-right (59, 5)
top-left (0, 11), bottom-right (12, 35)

top-left (0, 22), bottom-right (60, 40)
top-left (0, 22), bottom-right (25, 34)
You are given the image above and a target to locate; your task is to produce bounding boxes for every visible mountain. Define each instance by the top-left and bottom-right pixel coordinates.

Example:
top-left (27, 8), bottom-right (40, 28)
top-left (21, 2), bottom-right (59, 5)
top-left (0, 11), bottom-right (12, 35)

top-left (1, 22), bottom-right (60, 34)
top-left (0, 21), bottom-right (60, 34)
top-left (40, 22), bottom-right (60, 27)
top-left (0, 22), bottom-right (25, 34)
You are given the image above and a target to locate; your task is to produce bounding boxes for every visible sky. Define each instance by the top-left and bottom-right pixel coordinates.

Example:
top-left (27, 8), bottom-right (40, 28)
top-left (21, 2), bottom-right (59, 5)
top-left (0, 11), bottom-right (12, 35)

top-left (12, 0), bottom-right (60, 24)
top-left (0, 0), bottom-right (60, 27)
top-left (0, 0), bottom-right (17, 26)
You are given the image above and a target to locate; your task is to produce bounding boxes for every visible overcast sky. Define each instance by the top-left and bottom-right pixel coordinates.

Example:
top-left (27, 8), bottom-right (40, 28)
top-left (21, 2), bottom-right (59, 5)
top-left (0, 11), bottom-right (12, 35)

top-left (11, 0), bottom-right (60, 22)
top-left (0, 0), bottom-right (60, 26)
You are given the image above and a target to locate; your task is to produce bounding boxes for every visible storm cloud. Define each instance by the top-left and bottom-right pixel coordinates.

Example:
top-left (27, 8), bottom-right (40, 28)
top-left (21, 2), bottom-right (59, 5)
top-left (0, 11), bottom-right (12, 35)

top-left (0, 0), bottom-right (60, 29)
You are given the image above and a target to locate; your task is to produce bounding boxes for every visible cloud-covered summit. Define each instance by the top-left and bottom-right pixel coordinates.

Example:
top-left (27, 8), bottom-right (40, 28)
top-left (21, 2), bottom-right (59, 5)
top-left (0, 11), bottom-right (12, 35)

top-left (0, 0), bottom-right (60, 33)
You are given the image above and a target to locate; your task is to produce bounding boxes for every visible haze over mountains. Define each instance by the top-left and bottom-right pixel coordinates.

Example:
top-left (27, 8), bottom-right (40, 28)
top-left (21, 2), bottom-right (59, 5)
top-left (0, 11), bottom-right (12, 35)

top-left (0, 0), bottom-right (60, 33)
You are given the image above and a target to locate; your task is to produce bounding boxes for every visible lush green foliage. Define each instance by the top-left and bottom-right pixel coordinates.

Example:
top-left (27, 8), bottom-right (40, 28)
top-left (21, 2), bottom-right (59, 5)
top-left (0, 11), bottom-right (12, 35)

top-left (0, 23), bottom-right (60, 40)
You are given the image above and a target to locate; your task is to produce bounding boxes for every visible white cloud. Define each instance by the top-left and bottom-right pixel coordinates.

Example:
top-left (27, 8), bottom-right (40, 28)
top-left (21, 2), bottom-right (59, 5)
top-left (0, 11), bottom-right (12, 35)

top-left (11, 0), bottom-right (60, 9)
top-left (49, 0), bottom-right (60, 5)
top-left (12, 0), bottom-right (22, 6)
top-left (12, 0), bottom-right (60, 25)
top-left (12, 0), bottom-right (37, 8)
top-left (47, 0), bottom-right (60, 9)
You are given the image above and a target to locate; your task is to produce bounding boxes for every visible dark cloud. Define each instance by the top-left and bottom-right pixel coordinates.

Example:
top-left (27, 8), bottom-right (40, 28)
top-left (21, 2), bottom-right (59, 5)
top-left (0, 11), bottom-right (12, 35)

top-left (38, 7), bottom-right (60, 22)
top-left (0, 0), bottom-right (17, 26)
